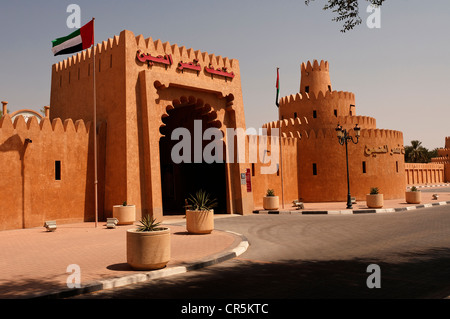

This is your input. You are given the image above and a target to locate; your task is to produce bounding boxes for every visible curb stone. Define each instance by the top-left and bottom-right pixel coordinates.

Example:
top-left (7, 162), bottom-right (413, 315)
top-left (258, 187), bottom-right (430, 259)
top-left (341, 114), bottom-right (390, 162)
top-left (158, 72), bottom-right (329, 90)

top-left (253, 200), bottom-right (450, 215)
top-left (407, 184), bottom-right (450, 189)
top-left (30, 230), bottom-right (249, 299)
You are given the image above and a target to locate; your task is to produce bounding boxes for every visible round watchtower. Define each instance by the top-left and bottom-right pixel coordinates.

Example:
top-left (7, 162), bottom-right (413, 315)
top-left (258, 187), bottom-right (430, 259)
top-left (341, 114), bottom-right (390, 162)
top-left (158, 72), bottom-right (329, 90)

top-left (300, 60), bottom-right (332, 96)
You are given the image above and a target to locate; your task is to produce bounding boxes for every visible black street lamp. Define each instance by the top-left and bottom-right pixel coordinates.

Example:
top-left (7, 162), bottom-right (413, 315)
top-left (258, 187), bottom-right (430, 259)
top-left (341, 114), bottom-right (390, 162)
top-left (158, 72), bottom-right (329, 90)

top-left (335, 123), bottom-right (361, 209)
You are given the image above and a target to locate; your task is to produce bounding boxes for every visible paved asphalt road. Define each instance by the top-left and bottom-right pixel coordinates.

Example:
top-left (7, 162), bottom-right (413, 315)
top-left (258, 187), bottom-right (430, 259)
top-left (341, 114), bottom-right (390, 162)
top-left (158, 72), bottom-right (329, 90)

top-left (72, 204), bottom-right (450, 301)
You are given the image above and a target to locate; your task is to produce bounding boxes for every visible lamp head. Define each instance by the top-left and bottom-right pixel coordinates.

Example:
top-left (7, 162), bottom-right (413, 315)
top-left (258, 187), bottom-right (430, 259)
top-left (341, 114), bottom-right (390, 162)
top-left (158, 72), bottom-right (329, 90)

top-left (354, 124), bottom-right (361, 137)
top-left (335, 124), bottom-right (343, 138)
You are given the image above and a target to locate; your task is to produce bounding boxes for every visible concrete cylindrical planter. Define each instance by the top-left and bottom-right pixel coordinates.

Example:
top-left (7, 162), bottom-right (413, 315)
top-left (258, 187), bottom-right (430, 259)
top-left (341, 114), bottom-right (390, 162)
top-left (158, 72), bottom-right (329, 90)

top-left (366, 194), bottom-right (384, 208)
top-left (113, 205), bottom-right (136, 225)
top-left (263, 196), bottom-right (279, 210)
top-left (126, 228), bottom-right (171, 270)
top-left (405, 191), bottom-right (421, 204)
top-left (186, 210), bottom-right (214, 234)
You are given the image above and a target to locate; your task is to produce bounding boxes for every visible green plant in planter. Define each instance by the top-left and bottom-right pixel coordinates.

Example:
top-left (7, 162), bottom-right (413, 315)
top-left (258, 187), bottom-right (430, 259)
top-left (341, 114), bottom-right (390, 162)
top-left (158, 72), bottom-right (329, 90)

top-left (188, 190), bottom-right (218, 211)
top-left (410, 186), bottom-right (419, 192)
top-left (123, 201), bottom-right (127, 206)
top-left (266, 189), bottom-right (275, 197)
top-left (137, 214), bottom-right (164, 232)
top-left (370, 187), bottom-right (379, 195)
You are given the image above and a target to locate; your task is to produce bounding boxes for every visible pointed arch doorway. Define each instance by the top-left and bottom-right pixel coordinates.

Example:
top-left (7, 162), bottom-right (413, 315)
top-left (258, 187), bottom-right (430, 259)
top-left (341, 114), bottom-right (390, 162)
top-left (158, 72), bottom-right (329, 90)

top-left (159, 96), bottom-right (227, 216)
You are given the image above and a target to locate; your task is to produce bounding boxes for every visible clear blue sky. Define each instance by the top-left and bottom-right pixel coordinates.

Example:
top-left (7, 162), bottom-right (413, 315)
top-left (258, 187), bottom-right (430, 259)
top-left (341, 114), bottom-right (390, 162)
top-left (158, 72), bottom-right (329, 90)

top-left (1, 0), bottom-right (449, 149)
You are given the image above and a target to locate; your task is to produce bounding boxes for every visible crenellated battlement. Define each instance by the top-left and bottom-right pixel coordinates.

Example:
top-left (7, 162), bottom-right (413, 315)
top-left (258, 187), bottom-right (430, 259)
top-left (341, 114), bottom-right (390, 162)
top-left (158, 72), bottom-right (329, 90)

top-left (53, 35), bottom-right (121, 73)
top-left (0, 114), bottom-right (91, 135)
top-left (134, 34), bottom-right (238, 70)
top-left (336, 115), bottom-right (376, 128)
top-left (262, 116), bottom-right (309, 131)
top-left (282, 127), bottom-right (404, 142)
top-left (259, 122), bottom-right (404, 142)
top-left (262, 115), bottom-right (376, 137)
top-left (431, 157), bottom-right (450, 163)
top-left (279, 90), bottom-right (355, 105)
top-left (445, 136), bottom-right (450, 149)
top-left (301, 60), bottom-right (329, 73)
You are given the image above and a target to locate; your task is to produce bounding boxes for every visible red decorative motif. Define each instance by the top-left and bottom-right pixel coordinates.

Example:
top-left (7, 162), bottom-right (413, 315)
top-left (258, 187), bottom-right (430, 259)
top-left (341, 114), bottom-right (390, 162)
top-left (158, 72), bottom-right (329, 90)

top-left (204, 63), bottom-right (235, 79)
top-left (178, 59), bottom-right (201, 72)
top-left (136, 50), bottom-right (173, 66)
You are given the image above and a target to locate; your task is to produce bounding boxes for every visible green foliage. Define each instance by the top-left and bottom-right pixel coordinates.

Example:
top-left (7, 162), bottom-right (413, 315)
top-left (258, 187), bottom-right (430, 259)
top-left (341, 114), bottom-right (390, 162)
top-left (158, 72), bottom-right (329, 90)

top-left (410, 186), bottom-right (419, 192)
top-left (266, 189), bottom-right (275, 197)
top-left (137, 214), bottom-right (164, 232)
top-left (123, 201), bottom-right (127, 206)
top-left (370, 187), bottom-right (379, 195)
top-left (187, 190), bottom-right (218, 212)
top-left (404, 140), bottom-right (438, 163)
top-left (305, 0), bottom-right (386, 33)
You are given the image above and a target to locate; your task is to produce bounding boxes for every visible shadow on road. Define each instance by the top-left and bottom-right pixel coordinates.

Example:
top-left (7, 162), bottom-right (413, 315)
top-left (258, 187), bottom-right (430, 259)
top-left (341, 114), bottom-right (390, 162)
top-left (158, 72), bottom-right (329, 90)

top-left (71, 246), bottom-right (450, 299)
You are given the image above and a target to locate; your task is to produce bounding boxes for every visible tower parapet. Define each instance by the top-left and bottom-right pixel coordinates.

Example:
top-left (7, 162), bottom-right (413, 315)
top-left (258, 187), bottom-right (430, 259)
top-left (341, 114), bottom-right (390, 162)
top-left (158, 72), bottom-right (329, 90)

top-left (300, 60), bottom-right (332, 96)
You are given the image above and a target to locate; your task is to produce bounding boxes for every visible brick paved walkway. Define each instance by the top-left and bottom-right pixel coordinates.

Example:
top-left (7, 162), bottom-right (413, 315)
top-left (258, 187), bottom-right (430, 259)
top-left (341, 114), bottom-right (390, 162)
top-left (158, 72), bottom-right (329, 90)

top-left (0, 220), bottom-right (241, 299)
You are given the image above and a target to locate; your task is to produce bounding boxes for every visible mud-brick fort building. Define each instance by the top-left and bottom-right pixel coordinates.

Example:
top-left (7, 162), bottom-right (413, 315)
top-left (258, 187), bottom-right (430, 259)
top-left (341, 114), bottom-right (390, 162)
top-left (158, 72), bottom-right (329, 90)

top-left (0, 30), bottom-right (447, 231)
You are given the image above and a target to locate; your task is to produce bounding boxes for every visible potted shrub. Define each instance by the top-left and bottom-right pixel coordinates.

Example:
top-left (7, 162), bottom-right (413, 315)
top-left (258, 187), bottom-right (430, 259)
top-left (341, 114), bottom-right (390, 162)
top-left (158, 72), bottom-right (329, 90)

top-left (366, 187), bottom-right (384, 208)
top-left (113, 201), bottom-right (136, 225)
top-left (406, 186), bottom-right (421, 204)
top-left (126, 214), bottom-right (170, 270)
top-left (263, 189), bottom-right (279, 210)
top-left (186, 190), bottom-right (217, 234)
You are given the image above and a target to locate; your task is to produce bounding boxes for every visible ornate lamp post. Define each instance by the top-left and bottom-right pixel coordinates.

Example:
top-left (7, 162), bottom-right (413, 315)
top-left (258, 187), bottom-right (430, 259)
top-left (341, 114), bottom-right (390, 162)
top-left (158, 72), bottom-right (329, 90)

top-left (335, 124), bottom-right (361, 209)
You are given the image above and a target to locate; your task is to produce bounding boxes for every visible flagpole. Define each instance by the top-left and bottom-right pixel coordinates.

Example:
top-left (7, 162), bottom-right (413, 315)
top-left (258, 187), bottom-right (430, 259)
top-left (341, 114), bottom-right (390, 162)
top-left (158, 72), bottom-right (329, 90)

top-left (276, 67), bottom-right (285, 209)
top-left (92, 17), bottom-right (98, 228)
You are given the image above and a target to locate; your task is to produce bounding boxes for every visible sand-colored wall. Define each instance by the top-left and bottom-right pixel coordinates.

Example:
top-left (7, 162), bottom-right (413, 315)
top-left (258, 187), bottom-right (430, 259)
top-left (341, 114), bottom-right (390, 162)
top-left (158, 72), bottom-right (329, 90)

top-left (405, 163), bottom-right (445, 185)
top-left (430, 137), bottom-right (450, 182)
top-left (247, 135), bottom-right (299, 208)
top-left (296, 128), bottom-right (406, 201)
top-left (0, 114), bottom-right (98, 230)
top-left (50, 34), bottom-right (127, 221)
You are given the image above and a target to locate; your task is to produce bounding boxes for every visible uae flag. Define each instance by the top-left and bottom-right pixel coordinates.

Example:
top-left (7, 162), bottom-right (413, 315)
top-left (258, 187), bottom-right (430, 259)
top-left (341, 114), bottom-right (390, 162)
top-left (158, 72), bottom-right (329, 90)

top-left (51, 20), bottom-right (94, 56)
top-left (276, 68), bottom-right (280, 107)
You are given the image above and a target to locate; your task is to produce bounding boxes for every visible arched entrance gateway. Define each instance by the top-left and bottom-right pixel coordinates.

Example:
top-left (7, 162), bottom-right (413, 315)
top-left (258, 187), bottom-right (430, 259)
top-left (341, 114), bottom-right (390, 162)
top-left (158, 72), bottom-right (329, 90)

top-left (134, 31), bottom-right (255, 221)
top-left (159, 97), bottom-right (227, 215)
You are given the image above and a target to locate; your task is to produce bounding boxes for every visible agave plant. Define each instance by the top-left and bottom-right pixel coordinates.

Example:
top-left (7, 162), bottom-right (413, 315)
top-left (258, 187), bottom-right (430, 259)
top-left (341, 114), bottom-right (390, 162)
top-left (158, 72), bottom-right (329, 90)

top-left (370, 187), bottom-right (379, 195)
top-left (187, 190), bottom-right (218, 211)
top-left (137, 214), bottom-right (164, 232)
top-left (266, 189), bottom-right (275, 197)
top-left (410, 186), bottom-right (419, 192)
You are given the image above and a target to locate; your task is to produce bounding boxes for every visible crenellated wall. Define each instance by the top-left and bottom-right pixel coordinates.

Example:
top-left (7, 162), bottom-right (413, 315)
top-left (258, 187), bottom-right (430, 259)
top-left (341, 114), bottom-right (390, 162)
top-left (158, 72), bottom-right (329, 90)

top-left (0, 113), bottom-right (105, 230)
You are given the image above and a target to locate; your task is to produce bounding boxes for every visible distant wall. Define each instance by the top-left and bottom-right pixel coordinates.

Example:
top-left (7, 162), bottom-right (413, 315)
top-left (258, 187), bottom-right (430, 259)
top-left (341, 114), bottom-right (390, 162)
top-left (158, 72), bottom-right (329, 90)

top-left (405, 163), bottom-right (445, 185)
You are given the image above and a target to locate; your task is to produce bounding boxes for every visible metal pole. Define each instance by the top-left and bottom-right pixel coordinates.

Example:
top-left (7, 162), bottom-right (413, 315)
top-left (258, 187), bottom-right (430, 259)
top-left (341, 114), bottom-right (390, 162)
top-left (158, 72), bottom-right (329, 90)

top-left (276, 70), bottom-right (285, 209)
top-left (345, 132), bottom-right (352, 209)
top-left (92, 17), bottom-right (98, 228)
top-left (279, 119), bottom-right (285, 209)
